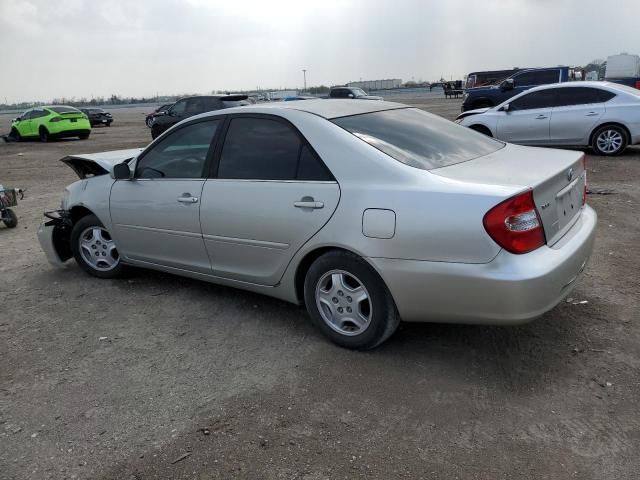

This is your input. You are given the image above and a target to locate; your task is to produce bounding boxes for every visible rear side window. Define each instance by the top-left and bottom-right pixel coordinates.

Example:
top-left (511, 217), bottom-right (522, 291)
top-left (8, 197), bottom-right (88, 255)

top-left (510, 90), bottom-right (556, 110)
top-left (533, 70), bottom-right (560, 85)
top-left (597, 90), bottom-right (616, 102)
top-left (333, 108), bottom-right (504, 170)
top-left (555, 87), bottom-right (607, 107)
top-left (217, 117), bottom-right (333, 181)
top-left (32, 109), bottom-right (48, 119)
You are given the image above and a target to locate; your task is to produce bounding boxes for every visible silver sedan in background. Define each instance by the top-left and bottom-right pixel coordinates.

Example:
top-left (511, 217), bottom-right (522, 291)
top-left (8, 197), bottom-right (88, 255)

top-left (457, 81), bottom-right (640, 155)
top-left (38, 100), bottom-right (596, 349)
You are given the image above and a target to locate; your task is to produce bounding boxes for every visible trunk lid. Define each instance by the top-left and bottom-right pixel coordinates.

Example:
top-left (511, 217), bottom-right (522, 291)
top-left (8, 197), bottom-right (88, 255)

top-left (60, 148), bottom-right (143, 179)
top-left (431, 143), bottom-right (586, 246)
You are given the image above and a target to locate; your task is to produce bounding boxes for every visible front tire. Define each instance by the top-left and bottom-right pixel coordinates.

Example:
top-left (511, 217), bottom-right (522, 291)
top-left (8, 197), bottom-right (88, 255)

top-left (2, 208), bottom-right (18, 228)
top-left (8, 128), bottom-right (21, 142)
top-left (303, 251), bottom-right (400, 350)
top-left (591, 125), bottom-right (628, 156)
top-left (79, 132), bottom-right (90, 140)
top-left (70, 214), bottom-right (124, 278)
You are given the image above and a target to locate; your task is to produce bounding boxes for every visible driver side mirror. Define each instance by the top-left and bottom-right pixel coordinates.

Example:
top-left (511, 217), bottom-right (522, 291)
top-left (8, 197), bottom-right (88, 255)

top-left (113, 162), bottom-right (132, 180)
top-left (500, 103), bottom-right (510, 112)
top-left (501, 79), bottom-right (514, 91)
top-left (347, 93), bottom-right (355, 99)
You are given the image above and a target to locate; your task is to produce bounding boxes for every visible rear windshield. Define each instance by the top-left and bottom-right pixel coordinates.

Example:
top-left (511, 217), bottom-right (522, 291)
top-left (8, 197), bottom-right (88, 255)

top-left (49, 106), bottom-right (80, 114)
top-left (332, 108), bottom-right (504, 170)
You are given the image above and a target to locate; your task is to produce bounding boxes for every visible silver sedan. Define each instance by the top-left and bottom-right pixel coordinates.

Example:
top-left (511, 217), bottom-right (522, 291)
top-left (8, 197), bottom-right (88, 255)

top-left (457, 81), bottom-right (640, 155)
top-left (38, 100), bottom-right (596, 349)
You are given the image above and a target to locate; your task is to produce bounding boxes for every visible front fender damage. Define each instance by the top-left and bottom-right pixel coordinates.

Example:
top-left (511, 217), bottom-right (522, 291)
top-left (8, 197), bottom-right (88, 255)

top-left (38, 210), bottom-right (74, 265)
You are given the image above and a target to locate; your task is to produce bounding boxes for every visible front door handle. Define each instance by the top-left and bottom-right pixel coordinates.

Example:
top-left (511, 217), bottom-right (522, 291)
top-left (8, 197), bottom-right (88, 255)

top-left (535, 115), bottom-right (548, 120)
top-left (177, 194), bottom-right (199, 204)
top-left (294, 198), bottom-right (324, 209)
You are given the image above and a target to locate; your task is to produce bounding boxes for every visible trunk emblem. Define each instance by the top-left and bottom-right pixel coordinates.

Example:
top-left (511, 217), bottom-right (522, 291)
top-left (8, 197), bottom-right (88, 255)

top-left (567, 168), bottom-right (574, 182)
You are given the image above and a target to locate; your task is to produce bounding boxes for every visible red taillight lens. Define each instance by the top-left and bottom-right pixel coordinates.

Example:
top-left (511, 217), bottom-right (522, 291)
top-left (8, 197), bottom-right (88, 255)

top-left (50, 116), bottom-right (63, 122)
top-left (634, 80), bottom-right (640, 90)
top-left (483, 190), bottom-right (546, 254)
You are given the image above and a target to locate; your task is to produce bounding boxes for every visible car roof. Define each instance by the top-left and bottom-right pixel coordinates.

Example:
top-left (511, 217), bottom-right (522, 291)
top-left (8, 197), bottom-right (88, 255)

top-left (525, 81), bottom-right (632, 93)
top-left (218, 99), bottom-right (406, 120)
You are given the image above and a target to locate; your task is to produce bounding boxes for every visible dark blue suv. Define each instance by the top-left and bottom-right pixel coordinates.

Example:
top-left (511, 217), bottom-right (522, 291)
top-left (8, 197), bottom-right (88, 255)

top-left (461, 67), bottom-right (576, 112)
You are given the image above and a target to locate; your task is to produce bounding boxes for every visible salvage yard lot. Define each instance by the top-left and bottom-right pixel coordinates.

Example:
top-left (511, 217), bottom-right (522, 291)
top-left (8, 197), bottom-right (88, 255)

top-left (1, 97), bottom-right (639, 479)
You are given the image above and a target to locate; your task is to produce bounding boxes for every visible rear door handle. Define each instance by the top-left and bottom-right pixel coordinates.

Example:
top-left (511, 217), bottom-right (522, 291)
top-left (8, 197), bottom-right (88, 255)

top-left (535, 115), bottom-right (548, 120)
top-left (177, 195), bottom-right (199, 203)
top-left (585, 112), bottom-right (599, 116)
top-left (294, 200), bottom-right (324, 209)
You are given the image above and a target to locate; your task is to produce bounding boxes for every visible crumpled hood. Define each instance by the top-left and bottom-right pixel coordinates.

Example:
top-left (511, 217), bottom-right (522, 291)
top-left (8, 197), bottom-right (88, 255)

top-left (456, 107), bottom-right (490, 120)
top-left (60, 148), bottom-right (143, 178)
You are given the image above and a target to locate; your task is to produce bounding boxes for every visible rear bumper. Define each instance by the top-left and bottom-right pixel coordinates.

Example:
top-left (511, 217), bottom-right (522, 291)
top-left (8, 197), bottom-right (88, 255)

top-left (370, 206), bottom-right (597, 325)
top-left (51, 129), bottom-right (90, 139)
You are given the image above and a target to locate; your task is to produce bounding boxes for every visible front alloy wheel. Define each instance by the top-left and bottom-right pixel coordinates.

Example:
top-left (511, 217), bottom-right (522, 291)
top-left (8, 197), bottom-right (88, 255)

top-left (71, 214), bottom-right (124, 278)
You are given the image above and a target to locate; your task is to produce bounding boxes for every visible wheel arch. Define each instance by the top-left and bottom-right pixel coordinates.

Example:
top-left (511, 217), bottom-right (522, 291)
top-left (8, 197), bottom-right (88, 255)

top-left (293, 245), bottom-right (391, 305)
top-left (589, 122), bottom-right (631, 145)
top-left (469, 124), bottom-right (493, 137)
top-left (69, 205), bottom-right (96, 225)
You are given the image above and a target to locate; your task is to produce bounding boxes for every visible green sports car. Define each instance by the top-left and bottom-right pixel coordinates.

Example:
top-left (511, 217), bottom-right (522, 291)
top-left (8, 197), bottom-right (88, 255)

top-left (9, 106), bottom-right (91, 142)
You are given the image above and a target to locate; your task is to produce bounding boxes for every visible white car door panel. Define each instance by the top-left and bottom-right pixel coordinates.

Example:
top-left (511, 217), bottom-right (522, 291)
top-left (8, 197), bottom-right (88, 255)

top-left (497, 108), bottom-right (551, 144)
top-left (202, 115), bottom-right (339, 286)
top-left (110, 179), bottom-right (210, 272)
top-left (109, 119), bottom-right (221, 273)
top-left (200, 181), bottom-right (339, 285)
top-left (550, 104), bottom-right (604, 143)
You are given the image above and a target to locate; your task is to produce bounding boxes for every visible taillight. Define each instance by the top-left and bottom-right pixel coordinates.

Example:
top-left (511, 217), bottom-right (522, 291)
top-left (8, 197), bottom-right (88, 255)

top-left (483, 190), bottom-right (546, 254)
top-left (635, 80), bottom-right (640, 90)
top-left (50, 116), bottom-right (63, 122)
top-left (581, 155), bottom-right (587, 205)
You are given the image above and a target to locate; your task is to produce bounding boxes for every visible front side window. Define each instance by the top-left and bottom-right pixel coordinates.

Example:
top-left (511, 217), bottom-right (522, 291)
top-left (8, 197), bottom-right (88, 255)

top-left (32, 109), bottom-right (48, 119)
top-left (217, 117), bottom-right (333, 181)
top-left (135, 120), bottom-right (220, 179)
top-left (513, 72), bottom-right (536, 86)
top-left (170, 100), bottom-right (187, 115)
top-left (333, 108), bottom-right (504, 170)
top-left (510, 90), bottom-right (556, 110)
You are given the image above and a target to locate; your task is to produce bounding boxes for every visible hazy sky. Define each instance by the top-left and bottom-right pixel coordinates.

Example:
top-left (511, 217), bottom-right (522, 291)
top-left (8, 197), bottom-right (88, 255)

top-left (1, 0), bottom-right (639, 103)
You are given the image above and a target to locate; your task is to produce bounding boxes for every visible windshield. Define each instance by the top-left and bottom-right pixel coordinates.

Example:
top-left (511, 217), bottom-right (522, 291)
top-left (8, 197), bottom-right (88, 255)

top-left (333, 108), bottom-right (504, 170)
top-left (49, 106), bottom-right (80, 113)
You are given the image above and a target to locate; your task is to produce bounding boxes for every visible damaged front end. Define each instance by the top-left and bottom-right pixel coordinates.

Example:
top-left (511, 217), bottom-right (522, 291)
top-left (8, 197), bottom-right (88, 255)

top-left (37, 210), bottom-right (73, 266)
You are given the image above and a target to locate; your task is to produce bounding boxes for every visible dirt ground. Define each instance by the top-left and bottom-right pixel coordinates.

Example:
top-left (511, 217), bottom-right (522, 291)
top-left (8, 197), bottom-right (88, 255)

top-left (0, 98), bottom-right (638, 480)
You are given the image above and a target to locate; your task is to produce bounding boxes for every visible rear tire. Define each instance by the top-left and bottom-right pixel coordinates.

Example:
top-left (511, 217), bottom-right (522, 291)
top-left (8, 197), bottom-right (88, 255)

top-left (591, 125), bottom-right (628, 156)
top-left (303, 250), bottom-right (400, 350)
top-left (2, 208), bottom-right (18, 228)
top-left (70, 214), bottom-right (124, 279)
top-left (39, 127), bottom-right (49, 143)
top-left (79, 132), bottom-right (90, 140)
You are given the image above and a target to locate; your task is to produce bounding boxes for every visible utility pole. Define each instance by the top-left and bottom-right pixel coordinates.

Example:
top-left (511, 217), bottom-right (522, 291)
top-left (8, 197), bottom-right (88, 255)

top-left (302, 69), bottom-right (307, 93)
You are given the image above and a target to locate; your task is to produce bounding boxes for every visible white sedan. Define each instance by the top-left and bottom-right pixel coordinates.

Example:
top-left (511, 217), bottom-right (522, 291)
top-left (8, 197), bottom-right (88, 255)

top-left (457, 81), bottom-right (640, 156)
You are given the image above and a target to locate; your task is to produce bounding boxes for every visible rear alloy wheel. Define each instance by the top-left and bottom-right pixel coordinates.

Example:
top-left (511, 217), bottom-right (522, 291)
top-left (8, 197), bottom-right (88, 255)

top-left (592, 126), bottom-right (627, 156)
top-left (71, 214), bottom-right (124, 278)
top-left (304, 251), bottom-right (400, 349)
top-left (39, 127), bottom-right (49, 143)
